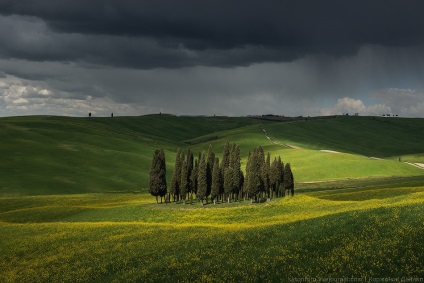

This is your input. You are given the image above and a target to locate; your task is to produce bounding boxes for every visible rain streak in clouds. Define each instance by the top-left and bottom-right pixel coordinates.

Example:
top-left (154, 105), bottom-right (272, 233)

top-left (0, 0), bottom-right (424, 117)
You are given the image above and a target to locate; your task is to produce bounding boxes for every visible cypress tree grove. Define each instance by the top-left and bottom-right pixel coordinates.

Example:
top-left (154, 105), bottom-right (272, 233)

top-left (197, 151), bottom-right (208, 205)
top-left (149, 148), bottom-right (167, 204)
top-left (164, 145), bottom-right (294, 206)
top-left (211, 157), bottom-right (221, 205)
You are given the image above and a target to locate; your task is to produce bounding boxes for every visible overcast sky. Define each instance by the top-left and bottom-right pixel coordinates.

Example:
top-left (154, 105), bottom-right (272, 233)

top-left (1, 0), bottom-right (424, 117)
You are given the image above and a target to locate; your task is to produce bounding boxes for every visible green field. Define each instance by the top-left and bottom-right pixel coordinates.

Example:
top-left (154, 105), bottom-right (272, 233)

top-left (1, 115), bottom-right (424, 281)
top-left (1, 115), bottom-right (423, 195)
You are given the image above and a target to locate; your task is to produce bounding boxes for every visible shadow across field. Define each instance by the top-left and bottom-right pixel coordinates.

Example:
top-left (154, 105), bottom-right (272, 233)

top-left (308, 186), bottom-right (424, 201)
top-left (299, 175), bottom-right (424, 201)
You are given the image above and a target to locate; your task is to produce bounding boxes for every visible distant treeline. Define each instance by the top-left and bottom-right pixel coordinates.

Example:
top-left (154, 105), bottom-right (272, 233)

top-left (149, 142), bottom-right (294, 204)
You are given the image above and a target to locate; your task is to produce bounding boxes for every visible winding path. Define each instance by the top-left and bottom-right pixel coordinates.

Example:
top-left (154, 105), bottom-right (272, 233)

top-left (260, 126), bottom-right (424, 170)
top-left (260, 126), bottom-right (296, 148)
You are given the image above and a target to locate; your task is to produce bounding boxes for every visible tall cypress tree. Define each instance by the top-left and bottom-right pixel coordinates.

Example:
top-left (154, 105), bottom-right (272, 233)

top-left (159, 149), bottom-right (167, 199)
top-left (170, 149), bottom-right (182, 202)
top-left (277, 156), bottom-right (284, 184)
top-left (186, 149), bottom-right (194, 194)
top-left (211, 157), bottom-right (221, 204)
top-left (269, 157), bottom-right (279, 198)
top-left (190, 158), bottom-right (199, 203)
top-left (230, 144), bottom-right (241, 201)
top-left (197, 151), bottom-right (207, 205)
top-left (277, 156), bottom-right (284, 197)
top-left (221, 142), bottom-right (231, 202)
top-left (206, 145), bottom-right (215, 201)
top-left (257, 146), bottom-right (265, 201)
top-left (180, 158), bottom-right (188, 204)
top-left (239, 170), bottom-right (244, 199)
top-left (224, 167), bottom-right (234, 203)
top-left (244, 151), bottom-right (251, 200)
top-left (262, 152), bottom-right (271, 198)
top-left (283, 163), bottom-right (294, 196)
top-left (246, 147), bottom-right (263, 203)
top-left (222, 141), bottom-right (230, 173)
top-left (149, 149), bottom-right (167, 204)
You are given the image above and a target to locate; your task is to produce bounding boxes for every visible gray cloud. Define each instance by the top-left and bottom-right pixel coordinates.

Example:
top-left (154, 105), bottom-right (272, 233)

top-left (1, 1), bottom-right (424, 68)
top-left (0, 1), bottom-right (424, 117)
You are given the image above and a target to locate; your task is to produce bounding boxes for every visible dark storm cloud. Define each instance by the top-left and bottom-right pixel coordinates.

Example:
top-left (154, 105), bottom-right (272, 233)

top-left (1, 0), bottom-right (424, 68)
top-left (1, 0), bottom-right (424, 118)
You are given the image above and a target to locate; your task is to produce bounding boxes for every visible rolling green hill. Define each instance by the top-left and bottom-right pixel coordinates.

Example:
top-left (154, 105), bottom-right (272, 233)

top-left (264, 115), bottom-right (424, 158)
top-left (1, 114), bottom-right (424, 281)
top-left (1, 115), bottom-right (423, 195)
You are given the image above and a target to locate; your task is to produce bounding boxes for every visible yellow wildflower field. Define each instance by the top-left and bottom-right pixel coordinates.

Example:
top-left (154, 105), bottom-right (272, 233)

top-left (0, 187), bottom-right (423, 282)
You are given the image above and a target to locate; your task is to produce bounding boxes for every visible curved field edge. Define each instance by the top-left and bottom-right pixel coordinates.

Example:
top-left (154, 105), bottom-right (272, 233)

top-left (0, 187), bottom-right (423, 226)
top-left (0, 198), bottom-right (423, 282)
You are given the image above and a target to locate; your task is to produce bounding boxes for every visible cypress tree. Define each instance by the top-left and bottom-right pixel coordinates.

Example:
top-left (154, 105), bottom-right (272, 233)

top-left (170, 149), bottom-right (182, 202)
top-left (224, 167), bottom-right (234, 203)
top-left (257, 146), bottom-right (265, 201)
top-left (211, 157), bottom-right (221, 204)
top-left (277, 156), bottom-right (284, 184)
top-left (180, 159), bottom-right (188, 204)
top-left (246, 147), bottom-right (263, 203)
top-left (197, 151), bottom-right (207, 205)
top-left (230, 144), bottom-right (241, 201)
top-left (244, 151), bottom-right (251, 200)
top-left (239, 170), bottom-right (244, 199)
top-left (262, 152), bottom-right (271, 199)
top-left (283, 163), bottom-right (294, 196)
top-left (206, 145), bottom-right (215, 201)
top-left (186, 149), bottom-right (194, 194)
top-left (222, 141), bottom-right (230, 173)
top-left (158, 149), bottom-right (167, 199)
top-left (190, 158), bottom-right (199, 203)
top-left (149, 149), bottom-right (167, 204)
top-left (269, 157), bottom-right (279, 198)
top-left (277, 156), bottom-right (284, 197)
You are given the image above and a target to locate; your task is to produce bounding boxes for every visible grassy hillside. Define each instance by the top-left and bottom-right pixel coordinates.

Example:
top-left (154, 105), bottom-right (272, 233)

top-left (264, 116), bottom-right (424, 158)
top-left (0, 115), bottom-right (264, 195)
top-left (1, 185), bottom-right (423, 282)
top-left (1, 115), bottom-right (423, 195)
top-left (1, 114), bottom-right (424, 281)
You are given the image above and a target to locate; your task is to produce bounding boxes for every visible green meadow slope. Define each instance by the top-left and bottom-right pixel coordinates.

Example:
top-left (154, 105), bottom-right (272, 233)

top-left (1, 115), bottom-right (423, 195)
top-left (1, 115), bottom-right (424, 281)
top-left (264, 116), bottom-right (424, 158)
